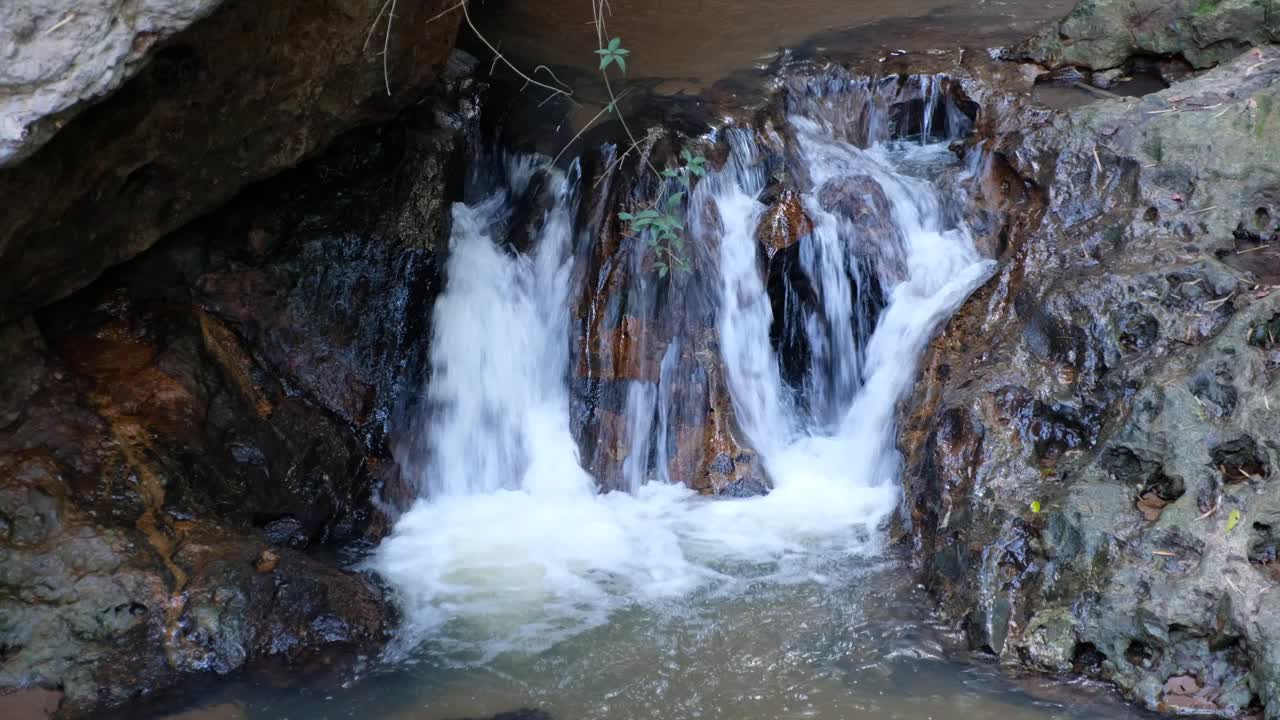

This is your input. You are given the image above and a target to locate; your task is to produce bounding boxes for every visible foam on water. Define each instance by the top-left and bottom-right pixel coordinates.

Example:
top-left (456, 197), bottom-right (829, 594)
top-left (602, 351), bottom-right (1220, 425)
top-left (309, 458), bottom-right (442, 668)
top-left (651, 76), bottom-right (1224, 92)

top-left (372, 94), bottom-right (994, 663)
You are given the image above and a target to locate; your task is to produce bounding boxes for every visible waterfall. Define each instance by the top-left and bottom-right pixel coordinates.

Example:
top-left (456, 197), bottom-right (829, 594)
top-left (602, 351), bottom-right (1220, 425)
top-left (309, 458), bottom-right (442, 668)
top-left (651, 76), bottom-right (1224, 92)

top-left (372, 75), bottom-right (994, 662)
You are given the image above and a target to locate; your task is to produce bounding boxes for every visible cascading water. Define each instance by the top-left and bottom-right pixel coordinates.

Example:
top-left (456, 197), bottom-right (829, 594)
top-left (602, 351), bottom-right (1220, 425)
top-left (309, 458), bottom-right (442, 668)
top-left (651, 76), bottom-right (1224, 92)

top-left (372, 74), bottom-right (995, 667)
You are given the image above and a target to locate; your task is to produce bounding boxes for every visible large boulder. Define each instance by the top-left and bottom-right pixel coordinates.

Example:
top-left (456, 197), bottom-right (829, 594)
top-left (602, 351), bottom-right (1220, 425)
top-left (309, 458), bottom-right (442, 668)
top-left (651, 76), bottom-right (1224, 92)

top-left (0, 319), bottom-right (393, 715)
top-left (901, 50), bottom-right (1280, 716)
top-left (0, 54), bottom-right (479, 717)
top-left (0, 0), bottom-right (461, 325)
top-left (1022, 0), bottom-right (1280, 71)
top-left (0, 0), bottom-right (224, 166)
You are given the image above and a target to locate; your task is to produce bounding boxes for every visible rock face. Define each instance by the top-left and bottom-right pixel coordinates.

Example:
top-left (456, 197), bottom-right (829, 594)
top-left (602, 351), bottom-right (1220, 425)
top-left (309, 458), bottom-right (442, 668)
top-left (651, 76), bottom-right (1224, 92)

top-left (0, 0), bottom-right (224, 166)
top-left (1022, 0), bottom-right (1280, 71)
top-left (0, 54), bottom-right (479, 717)
top-left (901, 51), bottom-right (1280, 716)
top-left (0, 0), bottom-right (461, 325)
top-left (568, 136), bottom-right (768, 495)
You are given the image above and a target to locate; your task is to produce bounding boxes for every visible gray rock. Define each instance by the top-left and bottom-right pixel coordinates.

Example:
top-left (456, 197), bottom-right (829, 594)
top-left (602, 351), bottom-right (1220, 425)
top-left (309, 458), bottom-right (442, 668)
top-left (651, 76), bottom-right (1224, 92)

top-left (901, 49), bottom-right (1280, 717)
top-left (1020, 0), bottom-right (1280, 71)
top-left (0, 0), bottom-right (223, 167)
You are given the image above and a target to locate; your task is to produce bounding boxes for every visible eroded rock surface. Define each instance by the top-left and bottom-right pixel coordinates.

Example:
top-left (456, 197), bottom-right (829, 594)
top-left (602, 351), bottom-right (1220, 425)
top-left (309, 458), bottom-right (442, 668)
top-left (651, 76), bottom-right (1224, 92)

top-left (902, 50), bottom-right (1280, 716)
top-left (1022, 0), bottom-right (1280, 71)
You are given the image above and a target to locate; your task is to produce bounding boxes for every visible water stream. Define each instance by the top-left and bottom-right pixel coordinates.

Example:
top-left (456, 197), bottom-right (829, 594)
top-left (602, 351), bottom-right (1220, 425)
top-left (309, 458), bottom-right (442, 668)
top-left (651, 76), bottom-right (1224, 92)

top-left (167, 77), bottom-right (1150, 720)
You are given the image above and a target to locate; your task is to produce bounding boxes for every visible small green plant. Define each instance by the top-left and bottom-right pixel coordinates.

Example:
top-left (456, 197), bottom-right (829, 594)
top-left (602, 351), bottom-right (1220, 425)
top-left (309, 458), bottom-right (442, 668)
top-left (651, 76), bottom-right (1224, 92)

top-left (1030, 500), bottom-right (1042, 514)
top-left (595, 37), bottom-right (630, 73)
top-left (617, 149), bottom-right (705, 277)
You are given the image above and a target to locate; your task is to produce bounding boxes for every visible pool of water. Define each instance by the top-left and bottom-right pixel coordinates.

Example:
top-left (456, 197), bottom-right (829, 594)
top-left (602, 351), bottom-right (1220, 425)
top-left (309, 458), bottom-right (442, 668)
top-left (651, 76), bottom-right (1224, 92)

top-left (165, 551), bottom-right (1148, 720)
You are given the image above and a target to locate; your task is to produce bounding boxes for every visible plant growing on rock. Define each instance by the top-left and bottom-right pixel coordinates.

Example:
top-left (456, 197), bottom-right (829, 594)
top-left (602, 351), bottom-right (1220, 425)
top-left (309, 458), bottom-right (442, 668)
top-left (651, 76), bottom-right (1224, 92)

top-left (617, 148), bottom-right (705, 277)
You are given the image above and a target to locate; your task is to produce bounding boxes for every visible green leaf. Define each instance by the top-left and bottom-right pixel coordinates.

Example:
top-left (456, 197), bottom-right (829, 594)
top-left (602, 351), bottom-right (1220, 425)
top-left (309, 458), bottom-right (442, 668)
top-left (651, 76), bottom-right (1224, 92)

top-left (679, 175), bottom-right (690, 190)
top-left (688, 164), bottom-right (706, 177)
top-left (667, 191), bottom-right (685, 209)
top-left (615, 55), bottom-right (626, 73)
top-left (681, 148), bottom-right (692, 163)
top-left (1030, 501), bottom-right (1041, 514)
top-left (617, 212), bottom-right (634, 221)
top-left (662, 168), bottom-right (678, 178)
top-left (637, 209), bottom-right (661, 219)
top-left (657, 264), bottom-right (669, 278)
top-left (688, 154), bottom-right (706, 166)
top-left (608, 37), bottom-right (622, 51)
top-left (599, 54), bottom-right (613, 71)
top-left (1227, 509), bottom-right (1242, 533)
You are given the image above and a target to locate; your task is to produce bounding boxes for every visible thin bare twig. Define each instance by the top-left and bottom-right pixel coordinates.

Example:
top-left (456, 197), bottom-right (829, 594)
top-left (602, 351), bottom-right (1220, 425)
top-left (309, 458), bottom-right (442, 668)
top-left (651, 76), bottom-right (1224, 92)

top-left (382, 0), bottom-right (398, 96)
top-left (462, 0), bottom-right (574, 102)
top-left (45, 12), bottom-right (75, 35)
top-left (425, 0), bottom-right (467, 24)
top-left (363, 0), bottom-right (394, 53)
top-left (552, 89), bottom-right (634, 165)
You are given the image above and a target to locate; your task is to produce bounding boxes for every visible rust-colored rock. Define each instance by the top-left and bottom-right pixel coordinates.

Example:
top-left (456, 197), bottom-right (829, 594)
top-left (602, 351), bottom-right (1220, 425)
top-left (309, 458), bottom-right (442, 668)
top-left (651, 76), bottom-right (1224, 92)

top-left (255, 550), bottom-right (280, 574)
top-left (757, 187), bottom-right (813, 258)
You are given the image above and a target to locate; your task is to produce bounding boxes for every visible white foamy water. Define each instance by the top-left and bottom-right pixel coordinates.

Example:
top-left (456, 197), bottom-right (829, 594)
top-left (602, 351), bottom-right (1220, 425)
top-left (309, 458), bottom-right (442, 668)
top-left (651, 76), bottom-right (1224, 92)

top-left (372, 96), bottom-right (994, 663)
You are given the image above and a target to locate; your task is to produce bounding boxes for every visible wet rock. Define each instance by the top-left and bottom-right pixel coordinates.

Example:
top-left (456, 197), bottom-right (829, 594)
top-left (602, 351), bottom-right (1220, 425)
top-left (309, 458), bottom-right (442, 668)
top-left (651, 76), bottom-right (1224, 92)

top-left (0, 0), bottom-right (463, 324)
top-left (900, 50), bottom-right (1280, 716)
top-left (255, 550), bottom-right (280, 574)
top-left (261, 518), bottom-right (309, 550)
top-left (816, 175), bottom-right (906, 280)
top-left (568, 138), bottom-right (769, 495)
top-left (1021, 0), bottom-right (1280, 71)
top-left (756, 187), bottom-right (813, 257)
top-left (0, 315), bottom-right (396, 717)
top-left (1211, 436), bottom-right (1269, 483)
top-left (0, 60), bottom-right (478, 717)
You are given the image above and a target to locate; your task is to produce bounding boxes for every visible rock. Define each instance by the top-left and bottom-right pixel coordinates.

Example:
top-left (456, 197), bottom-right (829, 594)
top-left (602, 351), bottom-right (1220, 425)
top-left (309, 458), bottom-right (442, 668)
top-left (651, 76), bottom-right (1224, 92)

top-left (756, 187), bottom-right (813, 257)
top-left (255, 550), bottom-right (279, 574)
top-left (0, 689), bottom-right (62, 720)
top-left (1020, 0), bottom-right (1280, 71)
top-left (568, 137), bottom-right (769, 495)
top-left (0, 0), bottom-right (462, 325)
top-left (262, 518), bottom-right (310, 550)
top-left (0, 57), bottom-right (477, 717)
top-left (1092, 69), bottom-right (1126, 89)
top-left (0, 317), bottom-right (394, 717)
top-left (0, 0), bottom-right (224, 166)
top-left (900, 50), bottom-right (1280, 716)
top-left (1163, 674), bottom-right (1201, 695)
